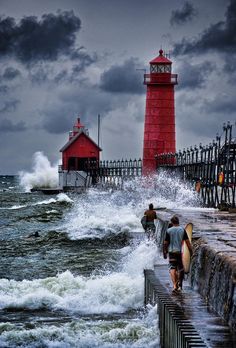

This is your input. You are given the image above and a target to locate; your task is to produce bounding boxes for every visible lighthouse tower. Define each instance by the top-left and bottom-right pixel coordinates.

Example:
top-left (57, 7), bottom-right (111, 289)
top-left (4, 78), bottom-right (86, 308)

top-left (142, 49), bottom-right (178, 175)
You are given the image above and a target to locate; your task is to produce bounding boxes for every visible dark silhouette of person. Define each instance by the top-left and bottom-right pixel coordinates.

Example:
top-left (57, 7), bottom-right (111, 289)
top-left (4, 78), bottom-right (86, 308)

top-left (143, 203), bottom-right (157, 240)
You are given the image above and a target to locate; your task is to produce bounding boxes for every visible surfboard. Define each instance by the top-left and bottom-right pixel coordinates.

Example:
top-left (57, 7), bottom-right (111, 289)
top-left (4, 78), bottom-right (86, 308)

top-left (141, 215), bottom-right (147, 230)
top-left (154, 207), bottom-right (167, 211)
top-left (182, 223), bottom-right (193, 274)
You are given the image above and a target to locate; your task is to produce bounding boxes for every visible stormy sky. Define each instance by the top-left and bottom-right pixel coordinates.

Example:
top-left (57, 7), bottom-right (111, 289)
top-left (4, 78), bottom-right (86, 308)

top-left (0, 0), bottom-right (235, 174)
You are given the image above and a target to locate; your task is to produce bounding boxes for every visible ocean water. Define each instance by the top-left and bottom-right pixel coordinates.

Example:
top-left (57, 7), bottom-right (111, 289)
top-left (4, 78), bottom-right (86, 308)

top-left (0, 161), bottom-right (202, 348)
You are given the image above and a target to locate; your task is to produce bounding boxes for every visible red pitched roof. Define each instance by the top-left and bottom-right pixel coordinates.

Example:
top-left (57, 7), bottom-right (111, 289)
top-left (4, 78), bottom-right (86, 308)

top-left (60, 131), bottom-right (102, 152)
top-left (149, 49), bottom-right (172, 65)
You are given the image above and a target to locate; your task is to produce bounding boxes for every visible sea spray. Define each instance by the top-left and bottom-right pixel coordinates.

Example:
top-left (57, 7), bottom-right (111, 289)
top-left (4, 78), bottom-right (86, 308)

top-left (0, 241), bottom-right (158, 314)
top-left (122, 171), bottom-right (201, 209)
top-left (64, 173), bottom-right (201, 240)
top-left (19, 151), bottom-right (59, 191)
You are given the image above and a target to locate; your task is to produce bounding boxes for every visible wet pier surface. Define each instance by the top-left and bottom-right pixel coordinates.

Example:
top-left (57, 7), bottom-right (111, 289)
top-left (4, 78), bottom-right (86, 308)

top-left (147, 265), bottom-right (236, 347)
top-left (144, 208), bottom-right (236, 347)
top-left (159, 208), bottom-right (236, 240)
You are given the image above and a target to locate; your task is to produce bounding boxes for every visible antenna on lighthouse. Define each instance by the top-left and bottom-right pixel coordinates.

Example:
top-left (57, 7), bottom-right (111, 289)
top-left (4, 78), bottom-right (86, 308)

top-left (136, 68), bottom-right (146, 74)
top-left (165, 51), bottom-right (171, 59)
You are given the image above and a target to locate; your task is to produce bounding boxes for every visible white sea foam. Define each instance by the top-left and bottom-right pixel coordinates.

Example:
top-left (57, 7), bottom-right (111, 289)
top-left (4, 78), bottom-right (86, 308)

top-left (175, 206), bottom-right (216, 212)
top-left (46, 209), bottom-right (59, 214)
top-left (1, 193), bottom-right (73, 210)
top-left (0, 204), bottom-right (26, 210)
top-left (30, 193), bottom-right (72, 206)
top-left (57, 193), bottom-right (74, 203)
top-left (122, 171), bottom-right (201, 210)
top-left (0, 241), bottom-right (157, 314)
top-left (64, 188), bottom-right (142, 240)
top-left (19, 151), bottom-right (59, 192)
top-left (0, 247), bottom-right (159, 348)
top-left (32, 193), bottom-right (73, 206)
top-left (123, 241), bottom-right (159, 275)
top-left (0, 237), bottom-right (160, 347)
top-left (63, 172), bottom-right (203, 240)
top-left (9, 204), bottom-right (27, 210)
top-left (0, 305), bottom-right (159, 347)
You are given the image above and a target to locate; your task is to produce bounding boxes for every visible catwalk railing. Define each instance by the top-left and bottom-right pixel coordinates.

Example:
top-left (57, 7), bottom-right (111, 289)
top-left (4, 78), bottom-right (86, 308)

top-left (156, 122), bottom-right (236, 208)
top-left (86, 158), bottom-right (142, 187)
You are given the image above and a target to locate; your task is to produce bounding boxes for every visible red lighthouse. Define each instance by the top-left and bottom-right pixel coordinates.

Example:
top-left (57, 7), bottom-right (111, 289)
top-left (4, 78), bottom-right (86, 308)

top-left (142, 49), bottom-right (178, 175)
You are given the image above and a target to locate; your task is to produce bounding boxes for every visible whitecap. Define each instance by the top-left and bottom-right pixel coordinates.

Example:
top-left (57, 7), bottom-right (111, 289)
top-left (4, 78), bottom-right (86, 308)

top-left (32, 193), bottom-right (73, 207)
top-left (0, 306), bottom-right (159, 347)
top-left (0, 241), bottom-right (159, 315)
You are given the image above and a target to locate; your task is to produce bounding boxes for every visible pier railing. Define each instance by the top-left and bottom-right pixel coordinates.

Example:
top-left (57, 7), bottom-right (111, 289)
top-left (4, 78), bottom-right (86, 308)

top-left (155, 122), bottom-right (236, 208)
top-left (86, 158), bottom-right (142, 187)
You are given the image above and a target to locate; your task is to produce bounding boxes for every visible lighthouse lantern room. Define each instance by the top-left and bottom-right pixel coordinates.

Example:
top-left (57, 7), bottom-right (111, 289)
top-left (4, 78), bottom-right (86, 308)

top-left (142, 49), bottom-right (178, 175)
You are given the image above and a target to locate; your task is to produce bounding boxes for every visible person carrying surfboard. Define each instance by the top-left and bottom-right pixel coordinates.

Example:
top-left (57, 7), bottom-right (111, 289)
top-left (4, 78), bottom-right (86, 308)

top-left (163, 215), bottom-right (192, 294)
top-left (142, 203), bottom-right (158, 240)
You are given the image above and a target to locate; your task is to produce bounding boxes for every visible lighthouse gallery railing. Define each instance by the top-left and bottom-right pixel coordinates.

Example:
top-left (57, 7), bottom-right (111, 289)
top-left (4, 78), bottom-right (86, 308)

top-left (144, 73), bottom-right (178, 85)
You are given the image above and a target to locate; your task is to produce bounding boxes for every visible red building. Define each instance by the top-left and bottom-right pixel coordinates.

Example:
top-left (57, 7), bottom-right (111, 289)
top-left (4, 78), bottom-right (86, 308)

top-left (59, 118), bottom-right (101, 190)
top-left (142, 49), bottom-right (178, 175)
top-left (60, 118), bottom-right (101, 171)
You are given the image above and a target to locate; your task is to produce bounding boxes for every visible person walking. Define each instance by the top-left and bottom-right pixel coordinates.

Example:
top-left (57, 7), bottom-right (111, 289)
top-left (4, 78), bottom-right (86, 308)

top-left (163, 215), bottom-right (192, 293)
top-left (143, 203), bottom-right (157, 240)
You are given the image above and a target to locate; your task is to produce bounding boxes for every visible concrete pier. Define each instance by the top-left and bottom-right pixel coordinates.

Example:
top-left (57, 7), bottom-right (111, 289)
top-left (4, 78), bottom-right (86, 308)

top-left (144, 209), bottom-right (236, 347)
top-left (144, 266), bottom-right (236, 347)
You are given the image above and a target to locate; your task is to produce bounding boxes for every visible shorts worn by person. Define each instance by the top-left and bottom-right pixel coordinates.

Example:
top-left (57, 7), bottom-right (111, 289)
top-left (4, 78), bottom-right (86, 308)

top-left (144, 203), bottom-right (157, 240)
top-left (163, 216), bottom-right (192, 293)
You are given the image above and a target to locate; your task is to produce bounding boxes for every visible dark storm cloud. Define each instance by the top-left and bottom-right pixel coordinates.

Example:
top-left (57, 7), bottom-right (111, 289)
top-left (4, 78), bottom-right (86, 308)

top-left (0, 119), bottom-right (26, 132)
top-left (170, 2), bottom-right (197, 26)
top-left (71, 47), bottom-right (97, 64)
top-left (41, 93), bottom-right (89, 134)
top-left (0, 85), bottom-right (9, 94)
top-left (42, 108), bottom-right (72, 134)
top-left (0, 11), bottom-right (81, 63)
top-left (28, 65), bottom-right (51, 84)
top-left (178, 61), bottom-right (214, 89)
top-left (54, 69), bottom-right (68, 83)
top-left (0, 99), bottom-right (20, 113)
top-left (29, 57), bottom-right (97, 85)
top-left (56, 51), bottom-right (98, 82)
top-left (173, 0), bottom-right (236, 55)
top-left (100, 58), bottom-right (145, 94)
top-left (72, 55), bottom-right (97, 74)
top-left (41, 84), bottom-right (118, 134)
top-left (26, 51), bottom-right (97, 85)
top-left (203, 96), bottom-right (236, 114)
top-left (224, 53), bottom-right (236, 79)
top-left (3, 67), bottom-right (21, 80)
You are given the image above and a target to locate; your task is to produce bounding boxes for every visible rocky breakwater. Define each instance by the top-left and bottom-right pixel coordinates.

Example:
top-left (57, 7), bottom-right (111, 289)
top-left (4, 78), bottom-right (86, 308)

top-left (190, 226), bottom-right (236, 331)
